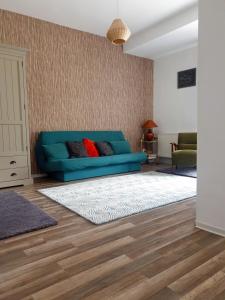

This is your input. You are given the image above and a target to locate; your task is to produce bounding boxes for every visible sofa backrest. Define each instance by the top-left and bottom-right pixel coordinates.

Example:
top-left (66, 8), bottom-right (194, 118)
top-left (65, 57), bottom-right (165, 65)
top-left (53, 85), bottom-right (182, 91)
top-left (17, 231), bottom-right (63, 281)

top-left (36, 131), bottom-right (125, 171)
top-left (178, 132), bottom-right (197, 150)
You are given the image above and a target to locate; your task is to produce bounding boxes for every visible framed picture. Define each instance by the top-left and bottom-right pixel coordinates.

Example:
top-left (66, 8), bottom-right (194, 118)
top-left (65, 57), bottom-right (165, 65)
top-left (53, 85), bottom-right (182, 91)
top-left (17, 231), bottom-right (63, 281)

top-left (177, 68), bottom-right (196, 89)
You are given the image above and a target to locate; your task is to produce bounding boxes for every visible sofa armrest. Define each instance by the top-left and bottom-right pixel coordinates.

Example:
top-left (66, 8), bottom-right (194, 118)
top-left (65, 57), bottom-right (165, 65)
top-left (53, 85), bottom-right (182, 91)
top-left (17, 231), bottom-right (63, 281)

top-left (170, 143), bottom-right (178, 153)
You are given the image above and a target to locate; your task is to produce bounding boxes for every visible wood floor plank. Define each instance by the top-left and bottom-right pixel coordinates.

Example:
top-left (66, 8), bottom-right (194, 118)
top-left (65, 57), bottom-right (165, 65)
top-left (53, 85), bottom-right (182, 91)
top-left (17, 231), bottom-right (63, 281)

top-left (102, 277), bottom-right (154, 300)
top-left (58, 236), bottom-right (135, 269)
top-left (0, 247), bottom-right (77, 284)
top-left (0, 268), bottom-right (67, 300)
top-left (214, 288), bottom-right (225, 300)
top-left (32, 255), bottom-right (132, 300)
top-left (139, 239), bottom-right (225, 298)
top-left (180, 267), bottom-right (225, 300)
top-left (0, 264), bottom-right (61, 294)
top-left (149, 288), bottom-right (180, 300)
top-left (0, 166), bottom-right (223, 300)
top-left (169, 249), bottom-right (225, 296)
top-left (55, 272), bottom-right (148, 300)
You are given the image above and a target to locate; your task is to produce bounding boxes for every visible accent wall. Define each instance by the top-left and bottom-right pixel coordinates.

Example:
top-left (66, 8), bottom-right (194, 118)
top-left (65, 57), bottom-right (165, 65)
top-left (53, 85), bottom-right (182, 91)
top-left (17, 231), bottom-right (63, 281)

top-left (0, 9), bottom-right (153, 173)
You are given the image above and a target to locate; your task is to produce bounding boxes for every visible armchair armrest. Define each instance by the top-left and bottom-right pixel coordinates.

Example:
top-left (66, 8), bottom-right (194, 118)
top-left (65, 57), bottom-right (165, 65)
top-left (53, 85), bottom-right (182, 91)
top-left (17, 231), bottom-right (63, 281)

top-left (170, 143), bottom-right (178, 153)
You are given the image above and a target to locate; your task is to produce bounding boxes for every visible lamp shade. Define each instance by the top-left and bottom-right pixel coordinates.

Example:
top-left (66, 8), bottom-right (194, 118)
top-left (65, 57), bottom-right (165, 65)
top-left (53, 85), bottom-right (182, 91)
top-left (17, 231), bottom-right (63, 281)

top-left (106, 18), bottom-right (131, 45)
top-left (142, 120), bottom-right (158, 129)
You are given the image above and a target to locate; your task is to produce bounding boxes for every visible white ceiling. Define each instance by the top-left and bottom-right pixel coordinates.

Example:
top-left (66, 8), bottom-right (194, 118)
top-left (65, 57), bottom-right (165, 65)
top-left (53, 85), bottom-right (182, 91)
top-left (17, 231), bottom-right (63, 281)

top-left (0, 0), bottom-right (198, 59)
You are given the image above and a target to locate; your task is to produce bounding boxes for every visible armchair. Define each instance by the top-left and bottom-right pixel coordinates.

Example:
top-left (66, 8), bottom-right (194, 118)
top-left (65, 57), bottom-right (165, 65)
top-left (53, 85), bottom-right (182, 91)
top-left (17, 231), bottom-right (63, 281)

top-left (171, 132), bottom-right (197, 168)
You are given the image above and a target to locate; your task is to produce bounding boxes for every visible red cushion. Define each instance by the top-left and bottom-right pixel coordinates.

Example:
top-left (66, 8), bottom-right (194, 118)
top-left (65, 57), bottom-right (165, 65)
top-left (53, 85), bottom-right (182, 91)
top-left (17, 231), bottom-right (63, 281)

top-left (83, 138), bottom-right (99, 157)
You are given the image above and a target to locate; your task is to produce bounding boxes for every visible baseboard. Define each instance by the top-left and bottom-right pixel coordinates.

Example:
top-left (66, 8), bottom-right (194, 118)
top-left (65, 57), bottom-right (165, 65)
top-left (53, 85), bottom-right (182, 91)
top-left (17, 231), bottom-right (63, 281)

top-left (158, 157), bottom-right (172, 165)
top-left (32, 173), bottom-right (47, 179)
top-left (196, 221), bottom-right (225, 237)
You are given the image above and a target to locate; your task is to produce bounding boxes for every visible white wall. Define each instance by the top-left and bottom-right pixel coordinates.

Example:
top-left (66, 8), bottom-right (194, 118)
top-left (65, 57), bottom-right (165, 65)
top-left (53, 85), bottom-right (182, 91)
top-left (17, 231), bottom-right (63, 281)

top-left (154, 47), bottom-right (197, 157)
top-left (196, 0), bottom-right (225, 236)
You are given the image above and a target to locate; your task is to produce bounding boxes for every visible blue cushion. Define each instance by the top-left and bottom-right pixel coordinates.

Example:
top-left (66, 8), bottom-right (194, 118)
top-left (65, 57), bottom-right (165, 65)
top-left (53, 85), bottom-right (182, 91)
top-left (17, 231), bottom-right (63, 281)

top-left (42, 143), bottom-right (69, 160)
top-left (45, 152), bottom-right (146, 172)
top-left (110, 140), bottom-right (131, 154)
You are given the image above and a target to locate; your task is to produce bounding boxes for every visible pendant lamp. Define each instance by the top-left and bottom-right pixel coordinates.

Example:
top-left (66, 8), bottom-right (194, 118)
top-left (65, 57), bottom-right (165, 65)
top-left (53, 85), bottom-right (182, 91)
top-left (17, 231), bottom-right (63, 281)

top-left (106, 0), bottom-right (131, 45)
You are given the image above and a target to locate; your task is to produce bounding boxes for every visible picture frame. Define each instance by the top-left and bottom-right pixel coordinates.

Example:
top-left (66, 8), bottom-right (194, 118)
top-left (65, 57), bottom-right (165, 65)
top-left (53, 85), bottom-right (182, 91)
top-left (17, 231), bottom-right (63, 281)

top-left (177, 68), bottom-right (196, 89)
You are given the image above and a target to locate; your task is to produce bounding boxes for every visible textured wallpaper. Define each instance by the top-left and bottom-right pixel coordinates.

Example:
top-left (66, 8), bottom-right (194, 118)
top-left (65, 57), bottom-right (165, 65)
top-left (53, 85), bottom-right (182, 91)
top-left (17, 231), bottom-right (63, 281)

top-left (0, 9), bottom-right (153, 174)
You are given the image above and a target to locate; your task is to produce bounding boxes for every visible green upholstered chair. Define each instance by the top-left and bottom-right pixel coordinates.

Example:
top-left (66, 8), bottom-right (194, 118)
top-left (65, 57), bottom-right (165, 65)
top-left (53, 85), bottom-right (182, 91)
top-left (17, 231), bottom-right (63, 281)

top-left (171, 132), bottom-right (197, 168)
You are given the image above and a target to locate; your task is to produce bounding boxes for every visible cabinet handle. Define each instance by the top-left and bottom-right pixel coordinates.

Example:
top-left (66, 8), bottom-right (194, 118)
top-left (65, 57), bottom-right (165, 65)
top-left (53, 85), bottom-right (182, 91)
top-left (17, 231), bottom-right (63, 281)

top-left (10, 173), bottom-right (17, 177)
top-left (10, 160), bottom-right (16, 165)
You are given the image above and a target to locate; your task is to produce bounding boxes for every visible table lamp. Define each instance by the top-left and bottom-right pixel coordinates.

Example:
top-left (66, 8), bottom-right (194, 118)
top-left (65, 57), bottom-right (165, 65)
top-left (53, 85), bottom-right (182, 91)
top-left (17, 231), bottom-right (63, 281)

top-left (142, 120), bottom-right (158, 141)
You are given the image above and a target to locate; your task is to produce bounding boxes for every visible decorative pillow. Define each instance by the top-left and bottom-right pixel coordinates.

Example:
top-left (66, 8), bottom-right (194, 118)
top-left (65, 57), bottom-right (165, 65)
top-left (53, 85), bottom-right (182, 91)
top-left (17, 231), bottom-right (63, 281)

top-left (83, 138), bottom-right (99, 157)
top-left (42, 143), bottom-right (69, 160)
top-left (110, 140), bottom-right (131, 155)
top-left (95, 142), bottom-right (114, 156)
top-left (66, 141), bottom-right (88, 158)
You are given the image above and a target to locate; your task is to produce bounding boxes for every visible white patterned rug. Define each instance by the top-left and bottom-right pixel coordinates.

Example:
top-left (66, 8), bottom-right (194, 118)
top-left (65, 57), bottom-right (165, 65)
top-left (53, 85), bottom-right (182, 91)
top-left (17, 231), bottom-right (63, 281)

top-left (39, 172), bottom-right (197, 225)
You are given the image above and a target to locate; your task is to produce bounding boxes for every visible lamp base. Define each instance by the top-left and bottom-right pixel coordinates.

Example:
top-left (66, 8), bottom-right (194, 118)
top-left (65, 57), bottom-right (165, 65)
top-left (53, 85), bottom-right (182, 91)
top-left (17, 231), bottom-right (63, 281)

top-left (146, 132), bottom-right (154, 141)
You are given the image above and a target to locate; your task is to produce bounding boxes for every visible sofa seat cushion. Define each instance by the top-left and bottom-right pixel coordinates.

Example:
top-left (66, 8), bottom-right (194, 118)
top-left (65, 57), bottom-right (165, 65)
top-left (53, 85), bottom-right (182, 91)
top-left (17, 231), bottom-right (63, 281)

top-left (173, 150), bottom-right (197, 157)
top-left (172, 150), bottom-right (197, 166)
top-left (45, 152), bottom-right (147, 172)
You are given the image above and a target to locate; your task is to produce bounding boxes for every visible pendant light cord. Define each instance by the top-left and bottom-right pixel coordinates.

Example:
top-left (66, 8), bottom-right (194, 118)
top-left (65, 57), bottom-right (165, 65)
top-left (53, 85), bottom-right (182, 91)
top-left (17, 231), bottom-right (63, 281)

top-left (117, 0), bottom-right (119, 18)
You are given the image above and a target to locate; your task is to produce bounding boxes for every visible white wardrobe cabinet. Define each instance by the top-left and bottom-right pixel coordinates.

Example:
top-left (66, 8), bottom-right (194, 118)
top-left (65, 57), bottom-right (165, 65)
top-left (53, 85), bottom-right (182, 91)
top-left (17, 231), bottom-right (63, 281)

top-left (0, 44), bottom-right (33, 188)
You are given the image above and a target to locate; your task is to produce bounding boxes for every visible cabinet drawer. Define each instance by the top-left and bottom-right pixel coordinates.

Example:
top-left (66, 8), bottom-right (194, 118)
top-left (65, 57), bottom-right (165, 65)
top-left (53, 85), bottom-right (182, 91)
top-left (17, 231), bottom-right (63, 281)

top-left (0, 168), bottom-right (29, 183)
top-left (0, 156), bottom-right (27, 170)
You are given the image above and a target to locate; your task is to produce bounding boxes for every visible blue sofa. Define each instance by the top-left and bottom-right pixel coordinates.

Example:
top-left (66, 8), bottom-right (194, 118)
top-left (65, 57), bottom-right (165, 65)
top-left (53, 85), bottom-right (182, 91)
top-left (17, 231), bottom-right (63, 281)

top-left (36, 131), bottom-right (147, 181)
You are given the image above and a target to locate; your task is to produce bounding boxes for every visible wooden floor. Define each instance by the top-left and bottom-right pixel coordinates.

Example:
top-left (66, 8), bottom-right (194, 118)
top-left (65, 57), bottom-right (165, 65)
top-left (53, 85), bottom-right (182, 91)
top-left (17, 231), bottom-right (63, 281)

top-left (1, 167), bottom-right (225, 300)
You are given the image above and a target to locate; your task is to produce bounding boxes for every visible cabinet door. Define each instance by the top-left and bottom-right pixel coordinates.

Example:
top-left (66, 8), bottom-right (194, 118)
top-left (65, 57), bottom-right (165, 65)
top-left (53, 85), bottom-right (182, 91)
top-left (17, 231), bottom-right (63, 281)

top-left (0, 54), bottom-right (27, 155)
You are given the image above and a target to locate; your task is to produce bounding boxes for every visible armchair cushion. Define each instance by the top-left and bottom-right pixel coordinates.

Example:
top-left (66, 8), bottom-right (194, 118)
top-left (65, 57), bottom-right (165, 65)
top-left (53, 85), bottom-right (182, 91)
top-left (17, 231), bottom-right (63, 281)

top-left (178, 144), bottom-right (197, 150)
top-left (172, 150), bottom-right (197, 167)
